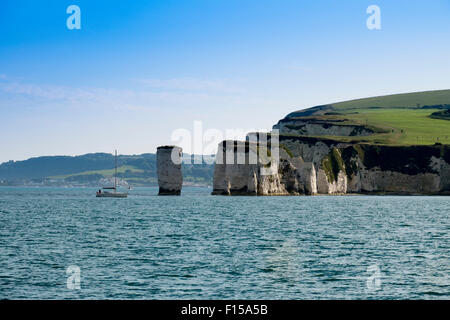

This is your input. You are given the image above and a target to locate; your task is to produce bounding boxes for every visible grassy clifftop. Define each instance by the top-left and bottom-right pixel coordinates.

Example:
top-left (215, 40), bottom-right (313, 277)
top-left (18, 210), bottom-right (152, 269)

top-left (283, 89), bottom-right (450, 146)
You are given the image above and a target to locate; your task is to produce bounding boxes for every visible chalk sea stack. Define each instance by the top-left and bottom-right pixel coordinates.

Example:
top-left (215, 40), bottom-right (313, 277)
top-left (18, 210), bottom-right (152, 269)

top-left (157, 146), bottom-right (183, 195)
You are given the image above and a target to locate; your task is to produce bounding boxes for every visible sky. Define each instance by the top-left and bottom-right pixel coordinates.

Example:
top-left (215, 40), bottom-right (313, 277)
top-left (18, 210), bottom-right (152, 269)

top-left (1, 0), bottom-right (450, 163)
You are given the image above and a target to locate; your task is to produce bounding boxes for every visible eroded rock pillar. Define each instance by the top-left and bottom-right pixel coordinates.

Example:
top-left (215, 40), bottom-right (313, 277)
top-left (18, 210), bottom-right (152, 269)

top-left (157, 146), bottom-right (183, 195)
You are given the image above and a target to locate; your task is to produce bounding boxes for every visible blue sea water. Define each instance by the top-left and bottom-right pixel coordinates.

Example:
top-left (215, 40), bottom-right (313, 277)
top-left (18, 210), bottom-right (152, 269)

top-left (0, 186), bottom-right (448, 299)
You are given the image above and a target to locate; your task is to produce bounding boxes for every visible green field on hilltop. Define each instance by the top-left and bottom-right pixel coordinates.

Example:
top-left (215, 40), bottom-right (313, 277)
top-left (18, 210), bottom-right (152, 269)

top-left (50, 165), bottom-right (144, 179)
top-left (331, 108), bottom-right (450, 145)
top-left (285, 89), bottom-right (450, 146)
top-left (331, 89), bottom-right (450, 110)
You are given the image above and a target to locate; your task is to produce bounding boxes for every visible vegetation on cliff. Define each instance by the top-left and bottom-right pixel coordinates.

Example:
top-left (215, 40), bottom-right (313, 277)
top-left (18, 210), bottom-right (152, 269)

top-left (321, 148), bottom-right (345, 183)
top-left (339, 144), bottom-right (450, 177)
top-left (430, 109), bottom-right (450, 120)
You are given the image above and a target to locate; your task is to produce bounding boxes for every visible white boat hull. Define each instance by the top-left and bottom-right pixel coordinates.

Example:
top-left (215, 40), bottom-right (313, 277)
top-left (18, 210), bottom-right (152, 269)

top-left (96, 192), bottom-right (128, 198)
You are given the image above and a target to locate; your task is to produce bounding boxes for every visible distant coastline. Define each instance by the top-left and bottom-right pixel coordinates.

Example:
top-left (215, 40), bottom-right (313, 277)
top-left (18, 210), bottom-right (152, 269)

top-left (0, 153), bottom-right (214, 188)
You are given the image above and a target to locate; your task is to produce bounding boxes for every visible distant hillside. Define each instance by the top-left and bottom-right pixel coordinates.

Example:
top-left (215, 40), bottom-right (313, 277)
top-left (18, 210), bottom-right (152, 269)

top-left (287, 89), bottom-right (450, 118)
top-left (331, 89), bottom-right (450, 111)
top-left (0, 153), bottom-right (215, 187)
top-left (277, 89), bottom-right (450, 146)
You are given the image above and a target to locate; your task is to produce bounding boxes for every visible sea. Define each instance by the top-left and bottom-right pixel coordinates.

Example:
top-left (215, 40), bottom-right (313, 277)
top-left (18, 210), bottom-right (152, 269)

top-left (0, 187), bottom-right (448, 299)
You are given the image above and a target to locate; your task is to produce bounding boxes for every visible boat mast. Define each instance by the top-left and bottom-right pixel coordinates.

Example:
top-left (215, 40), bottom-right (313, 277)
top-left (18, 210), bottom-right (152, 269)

top-left (114, 149), bottom-right (117, 193)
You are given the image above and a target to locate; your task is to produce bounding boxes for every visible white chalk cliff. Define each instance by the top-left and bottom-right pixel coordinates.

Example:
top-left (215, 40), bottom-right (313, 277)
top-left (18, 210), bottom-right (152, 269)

top-left (212, 133), bottom-right (450, 196)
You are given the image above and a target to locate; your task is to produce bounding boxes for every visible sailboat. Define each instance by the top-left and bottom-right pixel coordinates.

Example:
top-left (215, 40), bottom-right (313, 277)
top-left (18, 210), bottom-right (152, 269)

top-left (96, 150), bottom-right (128, 198)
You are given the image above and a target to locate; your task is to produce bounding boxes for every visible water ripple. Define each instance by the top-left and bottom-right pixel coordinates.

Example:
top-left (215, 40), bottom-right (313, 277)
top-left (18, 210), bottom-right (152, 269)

top-left (0, 187), bottom-right (449, 299)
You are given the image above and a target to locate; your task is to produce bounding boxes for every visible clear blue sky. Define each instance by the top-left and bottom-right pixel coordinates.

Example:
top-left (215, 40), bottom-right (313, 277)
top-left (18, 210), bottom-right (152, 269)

top-left (1, 0), bottom-right (450, 162)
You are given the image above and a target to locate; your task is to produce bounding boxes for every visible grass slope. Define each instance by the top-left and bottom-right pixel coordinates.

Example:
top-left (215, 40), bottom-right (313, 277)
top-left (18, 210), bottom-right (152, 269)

top-left (332, 89), bottom-right (450, 110)
top-left (50, 165), bottom-right (143, 179)
top-left (285, 89), bottom-right (450, 145)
